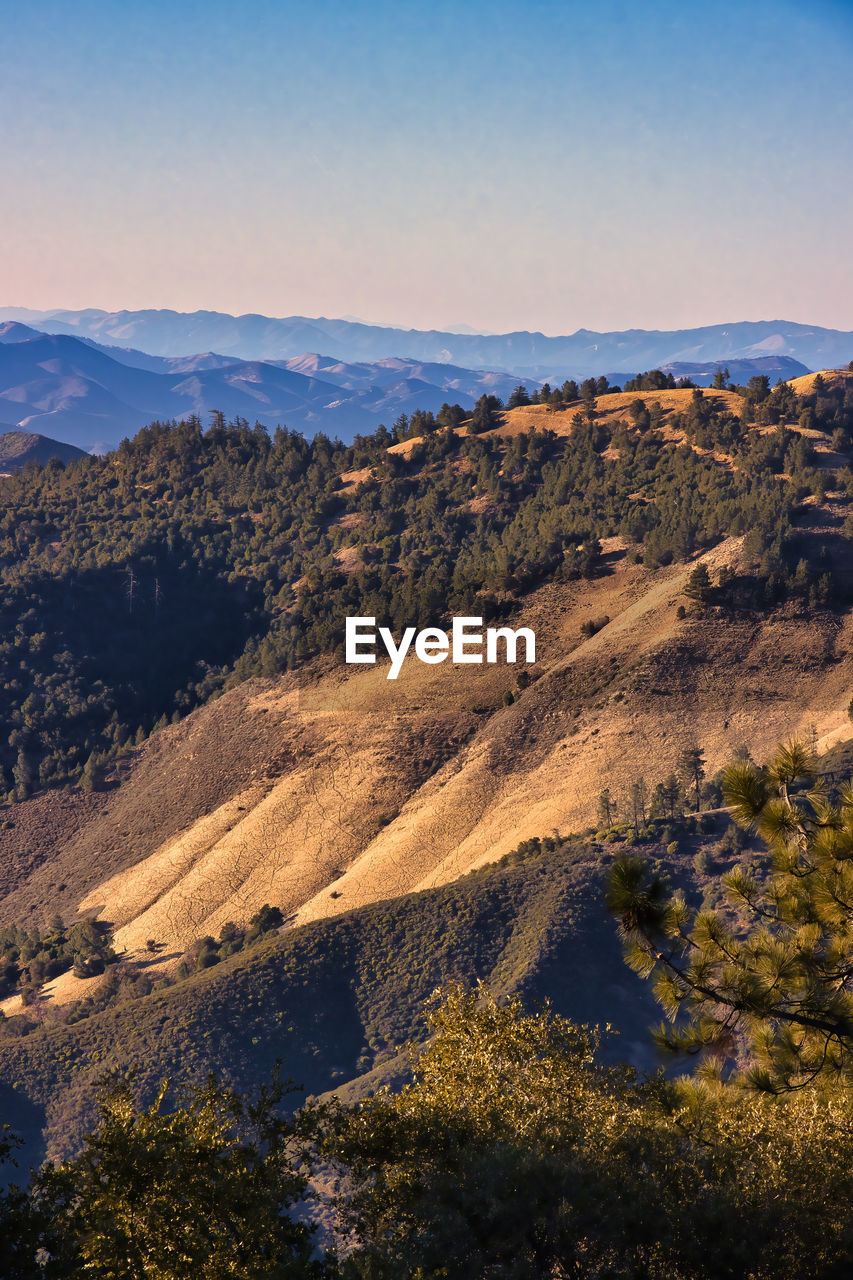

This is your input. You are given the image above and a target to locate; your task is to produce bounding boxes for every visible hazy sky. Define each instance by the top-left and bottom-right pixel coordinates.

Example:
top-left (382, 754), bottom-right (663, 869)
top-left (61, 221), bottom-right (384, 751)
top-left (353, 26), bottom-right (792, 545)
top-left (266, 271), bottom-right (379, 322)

top-left (2, 0), bottom-right (852, 334)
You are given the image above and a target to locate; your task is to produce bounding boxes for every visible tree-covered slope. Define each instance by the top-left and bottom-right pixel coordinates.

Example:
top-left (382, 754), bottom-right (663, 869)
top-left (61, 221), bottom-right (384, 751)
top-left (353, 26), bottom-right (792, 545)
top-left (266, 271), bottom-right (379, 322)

top-left (3, 372), bottom-right (851, 802)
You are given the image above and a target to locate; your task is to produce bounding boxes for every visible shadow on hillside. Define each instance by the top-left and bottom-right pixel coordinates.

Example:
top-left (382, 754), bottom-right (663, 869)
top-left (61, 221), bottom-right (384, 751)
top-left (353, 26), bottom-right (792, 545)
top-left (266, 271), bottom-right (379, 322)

top-left (0, 1082), bottom-right (47, 1177)
top-left (9, 555), bottom-right (264, 735)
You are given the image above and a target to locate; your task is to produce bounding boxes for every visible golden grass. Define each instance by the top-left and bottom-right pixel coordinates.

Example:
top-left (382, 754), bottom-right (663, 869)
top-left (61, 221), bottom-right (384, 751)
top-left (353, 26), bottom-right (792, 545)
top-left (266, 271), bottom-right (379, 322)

top-left (787, 369), bottom-right (853, 396)
top-left (388, 389), bottom-right (745, 453)
top-left (39, 529), bottom-right (850, 981)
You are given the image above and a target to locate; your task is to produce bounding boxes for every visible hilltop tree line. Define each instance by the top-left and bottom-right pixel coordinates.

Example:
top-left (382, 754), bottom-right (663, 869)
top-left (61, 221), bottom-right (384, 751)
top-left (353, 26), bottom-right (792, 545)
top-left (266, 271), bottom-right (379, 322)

top-left (0, 372), bottom-right (847, 800)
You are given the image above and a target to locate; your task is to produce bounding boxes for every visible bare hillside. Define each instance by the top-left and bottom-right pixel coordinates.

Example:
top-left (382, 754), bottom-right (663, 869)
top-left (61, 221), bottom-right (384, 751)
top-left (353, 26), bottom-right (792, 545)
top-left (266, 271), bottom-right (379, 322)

top-left (788, 369), bottom-right (853, 396)
top-left (3, 536), bottom-right (852, 1001)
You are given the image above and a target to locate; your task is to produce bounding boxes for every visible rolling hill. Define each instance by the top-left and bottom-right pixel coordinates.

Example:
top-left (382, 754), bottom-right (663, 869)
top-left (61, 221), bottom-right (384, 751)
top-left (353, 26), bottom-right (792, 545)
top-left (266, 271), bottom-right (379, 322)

top-left (0, 430), bottom-right (87, 472)
top-left (0, 835), bottom-right (676, 1161)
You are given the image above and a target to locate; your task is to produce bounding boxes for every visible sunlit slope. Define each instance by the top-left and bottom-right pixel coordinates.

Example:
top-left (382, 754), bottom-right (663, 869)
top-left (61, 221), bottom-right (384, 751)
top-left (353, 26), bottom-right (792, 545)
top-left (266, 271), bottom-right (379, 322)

top-left (4, 376), bottom-right (853, 974)
top-left (386, 388), bottom-right (744, 458)
top-left (3, 536), bottom-right (845, 971)
top-left (0, 838), bottom-right (667, 1162)
top-left (292, 540), bottom-right (853, 926)
top-left (488, 388), bottom-right (744, 439)
top-left (788, 369), bottom-right (853, 396)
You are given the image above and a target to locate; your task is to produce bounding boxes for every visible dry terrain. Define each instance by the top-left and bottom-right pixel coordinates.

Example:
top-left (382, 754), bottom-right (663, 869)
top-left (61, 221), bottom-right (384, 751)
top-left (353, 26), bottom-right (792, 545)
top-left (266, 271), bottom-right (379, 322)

top-left (3, 542), bottom-right (852, 1015)
top-left (3, 374), bottom-right (852, 1013)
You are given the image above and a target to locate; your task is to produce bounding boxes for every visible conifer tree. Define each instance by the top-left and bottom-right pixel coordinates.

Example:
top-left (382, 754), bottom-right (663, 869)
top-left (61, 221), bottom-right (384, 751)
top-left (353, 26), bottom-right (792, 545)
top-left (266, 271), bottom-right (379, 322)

top-left (684, 562), bottom-right (712, 602)
top-left (607, 739), bottom-right (853, 1090)
top-left (597, 788), bottom-right (616, 828)
top-left (679, 744), bottom-right (706, 812)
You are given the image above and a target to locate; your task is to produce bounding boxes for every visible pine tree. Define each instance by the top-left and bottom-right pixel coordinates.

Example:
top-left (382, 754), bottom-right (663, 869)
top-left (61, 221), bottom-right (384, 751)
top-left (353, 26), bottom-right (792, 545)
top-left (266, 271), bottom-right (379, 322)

top-left (661, 773), bottom-right (682, 821)
top-left (581, 379), bottom-right (597, 422)
top-left (679, 744), bottom-right (706, 812)
top-left (628, 777), bottom-right (648, 835)
top-left (597, 788), bottom-right (616, 828)
top-left (12, 747), bottom-right (34, 801)
top-left (684, 562), bottom-right (712, 602)
top-left (80, 753), bottom-right (103, 794)
top-left (607, 739), bottom-right (853, 1091)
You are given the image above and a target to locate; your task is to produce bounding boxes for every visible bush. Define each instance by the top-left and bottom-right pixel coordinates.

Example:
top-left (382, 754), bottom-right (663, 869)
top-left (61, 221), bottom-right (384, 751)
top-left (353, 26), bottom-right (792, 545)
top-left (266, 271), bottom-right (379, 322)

top-left (717, 822), bottom-right (746, 857)
top-left (580, 616), bottom-right (610, 638)
top-left (693, 848), bottom-right (717, 876)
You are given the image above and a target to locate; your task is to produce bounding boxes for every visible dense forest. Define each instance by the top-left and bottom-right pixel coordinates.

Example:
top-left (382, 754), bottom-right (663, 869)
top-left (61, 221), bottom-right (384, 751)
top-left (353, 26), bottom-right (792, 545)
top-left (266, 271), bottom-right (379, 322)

top-left (0, 374), bottom-right (850, 800)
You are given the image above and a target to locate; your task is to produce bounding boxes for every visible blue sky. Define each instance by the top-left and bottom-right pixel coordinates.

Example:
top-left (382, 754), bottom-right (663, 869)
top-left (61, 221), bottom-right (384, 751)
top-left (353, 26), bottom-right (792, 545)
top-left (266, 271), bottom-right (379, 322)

top-left (1, 0), bottom-right (851, 332)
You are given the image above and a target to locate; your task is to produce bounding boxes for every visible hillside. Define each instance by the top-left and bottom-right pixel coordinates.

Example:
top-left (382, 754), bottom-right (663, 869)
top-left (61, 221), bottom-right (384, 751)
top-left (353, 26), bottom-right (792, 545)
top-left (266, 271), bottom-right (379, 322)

top-left (6, 372), bottom-right (847, 806)
top-left (789, 368), bottom-right (853, 397)
top-left (1, 373), bottom-right (851, 933)
top-left (0, 430), bottom-right (86, 472)
top-left (1, 367), bottom-right (853, 1157)
top-left (0, 827), bottom-right (740, 1162)
top-left (1, 532), bottom-right (850, 961)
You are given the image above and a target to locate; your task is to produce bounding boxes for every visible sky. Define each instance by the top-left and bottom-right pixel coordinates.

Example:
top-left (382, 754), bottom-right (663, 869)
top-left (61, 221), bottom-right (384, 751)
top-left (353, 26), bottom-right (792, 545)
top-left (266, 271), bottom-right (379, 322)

top-left (1, 0), bottom-right (852, 335)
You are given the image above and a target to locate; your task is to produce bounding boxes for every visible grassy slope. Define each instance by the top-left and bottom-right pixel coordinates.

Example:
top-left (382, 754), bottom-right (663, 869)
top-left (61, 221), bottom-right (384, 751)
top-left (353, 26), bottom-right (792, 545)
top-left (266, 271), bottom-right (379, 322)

top-left (4, 539), bottom-right (852, 968)
top-left (0, 838), bottom-right (673, 1164)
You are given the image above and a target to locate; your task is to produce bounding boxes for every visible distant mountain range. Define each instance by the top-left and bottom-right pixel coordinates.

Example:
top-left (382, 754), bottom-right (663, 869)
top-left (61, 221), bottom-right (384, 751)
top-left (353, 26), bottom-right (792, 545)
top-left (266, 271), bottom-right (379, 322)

top-left (658, 356), bottom-right (810, 387)
top-left (0, 322), bottom-right (527, 451)
top-left (0, 308), bottom-right (847, 452)
top-left (3, 306), bottom-right (851, 378)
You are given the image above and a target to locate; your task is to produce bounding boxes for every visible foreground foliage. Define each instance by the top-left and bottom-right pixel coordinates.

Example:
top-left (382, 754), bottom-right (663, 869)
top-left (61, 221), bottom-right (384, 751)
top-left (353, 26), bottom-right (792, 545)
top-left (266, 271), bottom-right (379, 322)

top-left (608, 739), bottom-right (853, 1090)
top-left (3, 1074), bottom-right (325, 1280)
top-left (4, 988), bottom-right (853, 1277)
top-left (328, 988), bottom-right (853, 1278)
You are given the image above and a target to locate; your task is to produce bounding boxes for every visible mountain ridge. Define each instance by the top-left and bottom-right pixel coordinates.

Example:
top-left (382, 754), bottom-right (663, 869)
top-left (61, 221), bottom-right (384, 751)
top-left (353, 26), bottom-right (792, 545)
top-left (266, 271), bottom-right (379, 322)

top-left (0, 429), bottom-right (87, 471)
top-left (3, 306), bottom-right (850, 377)
top-left (0, 325), bottom-right (531, 450)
